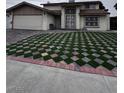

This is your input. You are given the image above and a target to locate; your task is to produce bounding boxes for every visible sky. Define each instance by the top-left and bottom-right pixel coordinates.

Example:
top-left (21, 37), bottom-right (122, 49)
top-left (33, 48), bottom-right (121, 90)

top-left (6, 0), bottom-right (117, 17)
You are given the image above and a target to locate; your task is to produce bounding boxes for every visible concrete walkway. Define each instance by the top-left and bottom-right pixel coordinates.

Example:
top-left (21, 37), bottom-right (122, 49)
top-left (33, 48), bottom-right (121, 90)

top-left (7, 60), bottom-right (117, 93)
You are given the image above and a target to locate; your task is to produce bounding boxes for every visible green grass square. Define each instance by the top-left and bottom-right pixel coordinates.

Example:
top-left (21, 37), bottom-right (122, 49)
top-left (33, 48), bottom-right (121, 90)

top-left (88, 61), bottom-right (100, 68)
top-left (102, 62), bottom-right (115, 70)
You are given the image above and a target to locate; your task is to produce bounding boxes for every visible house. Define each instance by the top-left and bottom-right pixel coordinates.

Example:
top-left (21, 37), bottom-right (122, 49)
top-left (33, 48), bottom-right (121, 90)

top-left (6, 0), bottom-right (110, 31)
top-left (6, 2), bottom-right (57, 30)
top-left (110, 3), bottom-right (117, 30)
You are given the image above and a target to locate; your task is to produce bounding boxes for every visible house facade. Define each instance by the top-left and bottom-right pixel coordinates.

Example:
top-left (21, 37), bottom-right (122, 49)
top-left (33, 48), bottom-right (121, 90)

top-left (6, 0), bottom-right (110, 31)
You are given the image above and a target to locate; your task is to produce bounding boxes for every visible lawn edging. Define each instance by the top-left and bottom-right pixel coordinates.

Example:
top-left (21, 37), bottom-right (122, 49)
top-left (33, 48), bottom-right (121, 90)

top-left (7, 56), bottom-right (117, 77)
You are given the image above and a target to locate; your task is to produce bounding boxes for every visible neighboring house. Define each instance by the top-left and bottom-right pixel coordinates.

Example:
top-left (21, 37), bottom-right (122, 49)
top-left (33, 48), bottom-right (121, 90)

top-left (6, 0), bottom-right (110, 31)
top-left (110, 3), bottom-right (117, 30)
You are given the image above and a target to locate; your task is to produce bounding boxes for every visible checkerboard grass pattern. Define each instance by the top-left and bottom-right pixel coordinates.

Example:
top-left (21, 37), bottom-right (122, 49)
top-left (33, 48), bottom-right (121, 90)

top-left (7, 32), bottom-right (117, 71)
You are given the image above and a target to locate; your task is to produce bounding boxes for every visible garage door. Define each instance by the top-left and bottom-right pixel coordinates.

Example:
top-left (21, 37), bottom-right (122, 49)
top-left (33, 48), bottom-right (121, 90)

top-left (13, 15), bottom-right (43, 30)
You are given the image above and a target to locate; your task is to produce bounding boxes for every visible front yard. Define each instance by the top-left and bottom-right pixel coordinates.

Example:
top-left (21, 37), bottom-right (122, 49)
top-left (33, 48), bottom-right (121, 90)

top-left (6, 31), bottom-right (117, 75)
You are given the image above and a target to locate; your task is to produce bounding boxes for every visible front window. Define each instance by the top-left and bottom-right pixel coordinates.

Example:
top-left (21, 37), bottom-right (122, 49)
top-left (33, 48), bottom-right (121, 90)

top-left (65, 8), bottom-right (76, 14)
top-left (85, 16), bottom-right (99, 27)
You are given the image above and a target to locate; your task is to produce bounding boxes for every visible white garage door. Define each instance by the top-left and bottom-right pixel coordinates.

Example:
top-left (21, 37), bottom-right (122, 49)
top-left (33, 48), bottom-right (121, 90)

top-left (13, 15), bottom-right (43, 30)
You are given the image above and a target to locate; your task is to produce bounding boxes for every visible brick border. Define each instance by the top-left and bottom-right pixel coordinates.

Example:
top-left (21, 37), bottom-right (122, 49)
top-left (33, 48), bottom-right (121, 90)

top-left (7, 56), bottom-right (117, 77)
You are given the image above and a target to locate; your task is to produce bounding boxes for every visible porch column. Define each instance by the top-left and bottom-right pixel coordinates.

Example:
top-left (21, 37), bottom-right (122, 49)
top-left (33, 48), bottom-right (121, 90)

top-left (42, 12), bottom-right (48, 30)
top-left (61, 7), bottom-right (65, 29)
top-left (76, 7), bottom-right (80, 29)
top-left (106, 14), bottom-right (110, 30)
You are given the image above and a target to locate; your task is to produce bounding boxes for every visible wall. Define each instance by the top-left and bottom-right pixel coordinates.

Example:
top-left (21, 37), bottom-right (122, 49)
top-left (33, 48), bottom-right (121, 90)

top-left (47, 14), bottom-right (55, 29)
top-left (80, 4), bottom-right (99, 9)
top-left (13, 5), bottom-right (43, 15)
top-left (6, 14), bottom-right (12, 29)
top-left (44, 6), bottom-right (62, 10)
top-left (42, 13), bottom-right (55, 30)
top-left (43, 6), bottom-right (61, 29)
top-left (95, 4), bottom-right (99, 9)
top-left (80, 15), bottom-right (110, 31)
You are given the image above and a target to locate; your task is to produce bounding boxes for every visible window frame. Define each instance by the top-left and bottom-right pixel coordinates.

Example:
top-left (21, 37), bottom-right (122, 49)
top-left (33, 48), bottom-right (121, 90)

top-left (65, 8), bottom-right (76, 14)
top-left (84, 16), bottom-right (100, 28)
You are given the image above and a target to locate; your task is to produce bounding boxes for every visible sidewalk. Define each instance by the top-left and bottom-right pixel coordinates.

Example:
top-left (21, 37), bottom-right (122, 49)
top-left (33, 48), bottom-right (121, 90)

top-left (7, 59), bottom-right (117, 93)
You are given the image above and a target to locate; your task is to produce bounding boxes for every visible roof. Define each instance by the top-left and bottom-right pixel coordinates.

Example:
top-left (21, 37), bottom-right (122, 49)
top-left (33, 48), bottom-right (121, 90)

top-left (41, 1), bottom-right (105, 9)
top-left (7, 2), bottom-right (44, 12)
top-left (6, 1), bottom-right (58, 15)
top-left (80, 9), bottom-right (110, 16)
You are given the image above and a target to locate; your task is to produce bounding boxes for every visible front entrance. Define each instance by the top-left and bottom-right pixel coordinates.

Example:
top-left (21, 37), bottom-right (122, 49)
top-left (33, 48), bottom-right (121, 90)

top-left (65, 14), bottom-right (76, 29)
top-left (65, 7), bottom-right (76, 29)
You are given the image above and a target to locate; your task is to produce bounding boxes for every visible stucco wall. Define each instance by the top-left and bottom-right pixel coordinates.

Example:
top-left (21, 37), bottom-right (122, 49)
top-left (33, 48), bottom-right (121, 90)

top-left (44, 13), bottom-right (55, 30)
top-left (80, 15), bottom-right (110, 31)
top-left (13, 6), bottom-right (43, 15)
top-left (80, 4), bottom-right (99, 9)
top-left (6, 14), bottom-right (12, 29)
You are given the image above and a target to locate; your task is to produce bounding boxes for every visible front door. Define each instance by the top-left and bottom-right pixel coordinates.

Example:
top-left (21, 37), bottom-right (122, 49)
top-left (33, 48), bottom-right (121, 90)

top-left (65, 7), bottom-right (76, 29)
top-left (65, 14), bottom-right (76, 29)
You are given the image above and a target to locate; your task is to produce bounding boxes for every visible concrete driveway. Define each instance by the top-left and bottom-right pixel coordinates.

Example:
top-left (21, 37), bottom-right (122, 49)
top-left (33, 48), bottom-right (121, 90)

top-left (6, 29), bottom-right (76, 44)
top-left (6, 29), bottom-right (43, 44)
